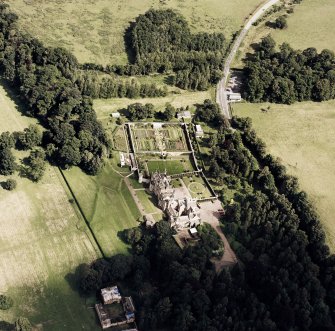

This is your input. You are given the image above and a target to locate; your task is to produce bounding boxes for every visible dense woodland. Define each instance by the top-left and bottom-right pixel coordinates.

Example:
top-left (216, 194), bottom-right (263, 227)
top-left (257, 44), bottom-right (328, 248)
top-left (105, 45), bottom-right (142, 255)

top-left (0, 4), bottom-right (108, 174)
top-left (77, 100), bottom-right (335, 331)
top-left (243, 36), bottom-right (335, 104)
top-left (109, 9), bottom-right (226, 91)
top-left (75, 71), bottom-right (167, 99)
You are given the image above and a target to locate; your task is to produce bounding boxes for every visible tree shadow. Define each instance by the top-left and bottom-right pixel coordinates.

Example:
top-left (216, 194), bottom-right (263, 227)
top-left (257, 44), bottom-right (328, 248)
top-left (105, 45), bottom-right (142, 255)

top-left (265, 21), bottom-right (277, 29)
top-left (163, 75), bottom-right (175, 86)
top-left (123, 22), bottom-right (136, 64)
top-left (0, 321), bottom-right (14, 331)
top-left (0, 78), bottom-right (31, 117)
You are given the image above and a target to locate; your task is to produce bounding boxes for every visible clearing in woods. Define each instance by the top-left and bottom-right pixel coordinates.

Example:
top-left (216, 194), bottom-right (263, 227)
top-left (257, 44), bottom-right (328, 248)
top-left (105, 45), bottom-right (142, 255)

top-left (233, 101), bottom-right (335, 252)
top-left (5, 0), bottom-right (262, 65)
top-left (0, 86), bottom-right (101, 330)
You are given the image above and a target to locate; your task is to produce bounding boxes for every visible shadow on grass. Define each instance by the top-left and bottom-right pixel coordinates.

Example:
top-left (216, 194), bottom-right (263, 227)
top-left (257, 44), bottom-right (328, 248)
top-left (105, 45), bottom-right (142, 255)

top-left (0, 321), bottom-right (14, 330)
top-left (123, 23), bottom-right (136, 65)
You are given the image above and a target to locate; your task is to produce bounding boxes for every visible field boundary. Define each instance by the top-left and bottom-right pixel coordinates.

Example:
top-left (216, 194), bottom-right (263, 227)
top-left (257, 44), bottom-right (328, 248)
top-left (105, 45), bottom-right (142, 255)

top-left (58, 167), bottom-right (106, 258)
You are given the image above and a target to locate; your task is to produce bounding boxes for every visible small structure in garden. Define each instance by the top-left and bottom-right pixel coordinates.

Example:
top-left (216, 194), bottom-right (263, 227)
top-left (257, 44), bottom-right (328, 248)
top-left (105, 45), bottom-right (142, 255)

top-left (195, 125), bottom-right (204, 138)
top-left (177, 110), bottom-right (192, 120)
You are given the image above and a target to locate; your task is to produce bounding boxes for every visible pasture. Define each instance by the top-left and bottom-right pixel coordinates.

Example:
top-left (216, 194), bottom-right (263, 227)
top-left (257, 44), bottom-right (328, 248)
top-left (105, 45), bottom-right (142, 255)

top-left (233, 101), bottom-right (335, 251)
top-left (5, 0), bottom-right (262, 65)
top-left (0, 85), bottom-right (101, 329)
top-left (63, 157), bottom-right (141, 257)
top-left (271, 0), bottom-right (335, 53)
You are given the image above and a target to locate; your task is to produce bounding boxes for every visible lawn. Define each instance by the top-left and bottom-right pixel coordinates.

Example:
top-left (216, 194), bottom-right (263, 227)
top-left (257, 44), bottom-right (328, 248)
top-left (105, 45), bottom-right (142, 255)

top-left (135, 190), bottom-right (162, 215)
top-left (63, 158), bottom-right (141, 257)
top-left (5, 0), bottom-right (262, 65)
top-left (182, 175), bottom-right (213, 199)
top-left (233, 101), bottom-right (335, 251)
top-left (0, 85), bottom-right (101, 330)
top-left (146, 160), bottom-right (188, 175)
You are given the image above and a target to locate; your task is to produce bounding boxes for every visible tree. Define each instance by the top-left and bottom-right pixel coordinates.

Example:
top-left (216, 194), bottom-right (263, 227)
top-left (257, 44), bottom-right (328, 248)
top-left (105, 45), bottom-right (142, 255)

top-left (163, 103), bottom-right (176, 121)
top-left (3, 178), bottom-right (17, 191)
top-left (275, 16), bottom-right (288, 29)
top-left (16, 125), bottom-right (42, 150)
top-left (0, 147), bottom-right (16, 176)
top-left (24, 149), bottom-right (46, 182)
top-left (14, 317), bottom-right (32, 331)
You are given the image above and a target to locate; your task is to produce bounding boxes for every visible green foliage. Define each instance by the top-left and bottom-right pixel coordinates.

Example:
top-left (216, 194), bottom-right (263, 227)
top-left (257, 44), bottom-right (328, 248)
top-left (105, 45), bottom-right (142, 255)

top-left (243, 36), bottom-right (335, 103)
top-left (275, 16), bottom-right (288, 29)
top-left (14, 317), bottom-right (32, 331)
top-left (76, 73), bottom-right (167, 99)
top-left (0, 4), bottom-right (108, 174)
top-left (24, 149), bottom-right (46, 182)
top-left (163, 103), bottom-right (176, 121)
top-left (198, 223), bottom-right (224, 257)
top-left (127, 103), bottom-right (155, 121)
top-left (118, 9), bottom-right (227, 90)
top-left (15, 125), bottom-right (42, 150)
top-left (3, 178), bottom-right (17, 191)
top-left (0, 294), bottom-right (13, 310)
top-left (195, 99), bottom-right (221, 124)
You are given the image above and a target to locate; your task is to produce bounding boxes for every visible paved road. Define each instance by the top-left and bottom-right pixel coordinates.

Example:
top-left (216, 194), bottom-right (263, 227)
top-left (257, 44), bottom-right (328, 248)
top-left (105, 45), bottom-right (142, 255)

top-left (217, 0), bottom-right (280, 119)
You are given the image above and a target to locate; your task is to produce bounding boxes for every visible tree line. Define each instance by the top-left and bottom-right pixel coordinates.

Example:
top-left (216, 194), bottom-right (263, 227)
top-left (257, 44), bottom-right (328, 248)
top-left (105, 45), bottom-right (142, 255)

top-left (0, 4), bottom-right (108, 175)
top-left (75, 71), bottom-right (167, 99)
top-left (243, 35), bottom-right (335, 104)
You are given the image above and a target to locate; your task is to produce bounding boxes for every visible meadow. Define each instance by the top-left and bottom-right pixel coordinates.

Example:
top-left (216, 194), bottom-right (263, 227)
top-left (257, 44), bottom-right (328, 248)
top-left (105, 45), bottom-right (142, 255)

top-left (233, 0), bottom-right (335, 68)
top-left (5, 0), bottom-right (262, 65)
top-left (63, 156), bottom-right (141, 257)
top-left (93, 90), bottom-right (212, 120)
top-left (233, 101), bottom-right (335, 251)
top-left (0, 86), bottom-right (101, 330)
top-left (271, 0), bottom-right (335, 53)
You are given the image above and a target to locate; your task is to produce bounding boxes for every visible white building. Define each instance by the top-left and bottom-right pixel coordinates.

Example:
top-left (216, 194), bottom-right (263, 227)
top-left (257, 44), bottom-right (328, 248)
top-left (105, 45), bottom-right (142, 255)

top-left (111, 112), bottom-right (121, 118)
top-left (177, 110), bottom-right (192, 120)
top-left (101, 286), bottom-right (122, 305)
top-left (119, 152), bottom-right (125, 167)
top-left (152, 122), bottom-right (163, 129)
top-left (195, 125), bottom-right (204, 138)
top-left (227, 93), bottom-right (242, 102)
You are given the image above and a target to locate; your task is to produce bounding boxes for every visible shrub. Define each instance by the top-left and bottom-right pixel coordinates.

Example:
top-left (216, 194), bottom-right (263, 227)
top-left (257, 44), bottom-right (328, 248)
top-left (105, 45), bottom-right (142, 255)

top-left (0, 295), bottom-right (13, 310)
top-left (3, 178), bottom-right (17, 191)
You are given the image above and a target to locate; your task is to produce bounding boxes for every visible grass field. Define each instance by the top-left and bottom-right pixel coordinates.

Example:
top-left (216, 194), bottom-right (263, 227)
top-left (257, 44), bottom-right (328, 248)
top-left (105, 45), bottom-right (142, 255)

top-left (0, 85), bottom-right (101, 329)
top-left (271, 0), bottom-right (335, 52)
top-left (5, 0), bottom-right (262, 65)
top-left (93, 90), bottom-right (212, 120)
top-left (233, 101), bottom-right (335, 251)
top-left (233, 0), bottom-right (335, 68)
top-left (63, 157), bottom-right (141, 257)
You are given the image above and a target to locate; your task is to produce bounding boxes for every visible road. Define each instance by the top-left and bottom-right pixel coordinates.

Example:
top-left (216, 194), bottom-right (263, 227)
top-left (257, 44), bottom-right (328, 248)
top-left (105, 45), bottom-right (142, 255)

top-left (216, 0), bottom-right (280, 119)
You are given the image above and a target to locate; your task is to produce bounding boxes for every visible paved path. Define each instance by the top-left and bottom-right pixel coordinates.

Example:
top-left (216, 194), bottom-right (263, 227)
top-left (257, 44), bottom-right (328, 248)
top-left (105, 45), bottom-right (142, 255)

top-left (217, 0), bottom-right (280, 119)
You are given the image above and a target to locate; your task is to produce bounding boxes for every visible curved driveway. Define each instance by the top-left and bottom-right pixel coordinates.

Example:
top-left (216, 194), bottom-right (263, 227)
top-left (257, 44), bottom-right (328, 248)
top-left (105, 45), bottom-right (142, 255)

top-left (216, 0), bottom-right (280, 119)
